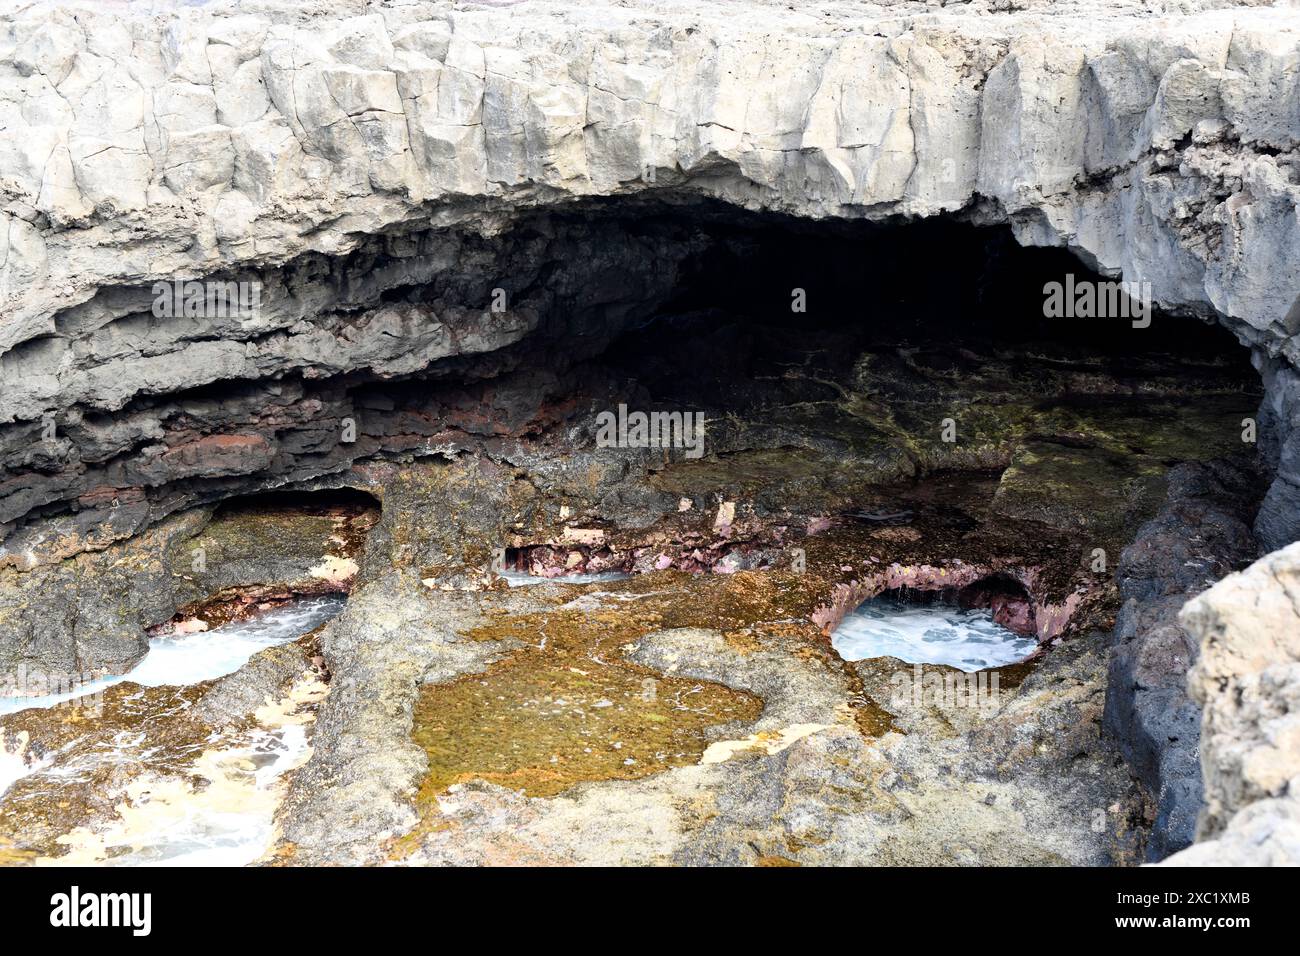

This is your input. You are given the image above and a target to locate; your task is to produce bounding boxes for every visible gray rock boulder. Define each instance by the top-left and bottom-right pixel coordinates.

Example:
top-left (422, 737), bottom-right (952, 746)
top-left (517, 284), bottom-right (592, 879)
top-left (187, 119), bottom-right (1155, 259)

top-left (1161, 540), bottom-right (1300, 865)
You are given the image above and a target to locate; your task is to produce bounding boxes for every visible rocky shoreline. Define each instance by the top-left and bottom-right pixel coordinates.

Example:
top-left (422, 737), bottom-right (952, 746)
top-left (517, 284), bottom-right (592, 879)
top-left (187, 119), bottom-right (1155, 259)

top-left (1, 0), bottom-right (1298, 867)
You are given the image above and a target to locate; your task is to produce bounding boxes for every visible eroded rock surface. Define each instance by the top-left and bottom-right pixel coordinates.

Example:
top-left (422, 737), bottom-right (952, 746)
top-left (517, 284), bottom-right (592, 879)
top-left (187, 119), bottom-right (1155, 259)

top-left (1161, 541), bottom-right (1300, 865)
top-left (1103, 458), bottom-right (1261, 859)
top-left (266, 440), bottom-right (1178, 865)
top-left (0, 0), bottom-right (1297, 868)
top-left (0, 0), bottom-right (1297, 555)
top-left (0, 490), bottom-right (375, 676)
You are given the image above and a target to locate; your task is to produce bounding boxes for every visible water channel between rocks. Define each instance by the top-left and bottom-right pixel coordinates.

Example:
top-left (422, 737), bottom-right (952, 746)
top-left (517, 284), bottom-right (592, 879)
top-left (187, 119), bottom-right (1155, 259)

top-left (0, 598), bottom-right (343, 866)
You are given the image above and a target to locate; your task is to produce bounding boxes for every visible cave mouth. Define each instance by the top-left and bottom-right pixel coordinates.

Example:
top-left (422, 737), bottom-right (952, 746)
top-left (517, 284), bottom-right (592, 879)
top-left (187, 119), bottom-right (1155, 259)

top-left (152, 485), bottom-right (380, 637)
top-left (501, 544), bottom-right (633, 586)
top-left (578, 200), bottom-right (1256, 425)
top-left (211, 486), bottom-right (381, 521)
top-left (337, 199), bottom-right (1265, 610)
top-left (0, 197), bottom-right (1261, 563)
top-left (501, 202), bottom-right (1263, 584)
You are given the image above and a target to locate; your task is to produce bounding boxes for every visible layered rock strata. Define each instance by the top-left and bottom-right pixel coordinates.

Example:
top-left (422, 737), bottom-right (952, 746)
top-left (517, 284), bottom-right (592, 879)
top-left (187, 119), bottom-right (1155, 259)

top-left (0, 0), bottom-right (1297, 867)
top-left (0, 0), bottom-right (1297, 550)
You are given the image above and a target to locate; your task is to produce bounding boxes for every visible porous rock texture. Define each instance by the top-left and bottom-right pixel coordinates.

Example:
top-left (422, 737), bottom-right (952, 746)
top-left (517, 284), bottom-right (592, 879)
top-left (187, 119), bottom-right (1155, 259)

top-left (1, 0), bottom-right (1299, 551)
top-left (1103, 458), bottom-right (1259, 861)
top-left (1160, 541), bottom-right (1300, 865)
top-left (272, 459), bottom-right (1147, 866)
top-left (0, 0), bottom-right (1299, 866)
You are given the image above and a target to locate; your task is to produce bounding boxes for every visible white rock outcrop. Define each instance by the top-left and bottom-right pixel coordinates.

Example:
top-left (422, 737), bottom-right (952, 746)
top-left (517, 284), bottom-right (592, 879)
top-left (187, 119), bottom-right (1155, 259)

top-left (1161, 541), bottom-right (1300, 865)
top-left (1, 1), bottom-right (1296, 346)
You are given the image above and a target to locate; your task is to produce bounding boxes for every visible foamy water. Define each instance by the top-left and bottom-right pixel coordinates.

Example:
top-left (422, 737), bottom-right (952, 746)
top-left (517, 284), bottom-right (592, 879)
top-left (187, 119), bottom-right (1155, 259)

top-left (0, 597), bottom-right (345, 716)
top-left (0, 737), bottom-right (48, 800)
top-left (128, 597), bottom-right (344, 687)
top-left (76, 724), bottom-right (314, 867)
top-left (502, 570), bottom-right (631, 587)
top-left (832, 599), bottom-right (1038, 672)
top-left (0, 599), bottom-right (340, 861)
top-left (0, 752), bottom-right (23, 797)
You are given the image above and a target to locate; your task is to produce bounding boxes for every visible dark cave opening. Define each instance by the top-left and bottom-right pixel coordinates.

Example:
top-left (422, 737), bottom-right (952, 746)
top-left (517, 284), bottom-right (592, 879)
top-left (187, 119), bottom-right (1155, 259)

top-left (152, 485), bottom-right (381, 634)
top-left (578, 202), bottom-right (1257, 417)
top-left (211, 486), bottom-right (381, 520)
top-left (0, 198), bottom-right (1266, 563)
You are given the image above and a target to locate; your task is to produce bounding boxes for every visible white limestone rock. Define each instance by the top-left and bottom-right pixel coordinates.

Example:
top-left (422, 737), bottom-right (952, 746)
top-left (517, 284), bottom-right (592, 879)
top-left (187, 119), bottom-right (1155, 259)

top-left (1161, 542), bottom-right (1300, 865)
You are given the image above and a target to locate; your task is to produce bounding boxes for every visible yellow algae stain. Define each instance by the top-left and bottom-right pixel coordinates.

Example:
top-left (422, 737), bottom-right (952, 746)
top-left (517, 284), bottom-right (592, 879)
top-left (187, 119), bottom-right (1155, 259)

top-left (394, 554), bottom-right (910, 860)
top-left (411, 605), bottom-right (762, 801)
top-left (699, 723), bottom-right (831, 765)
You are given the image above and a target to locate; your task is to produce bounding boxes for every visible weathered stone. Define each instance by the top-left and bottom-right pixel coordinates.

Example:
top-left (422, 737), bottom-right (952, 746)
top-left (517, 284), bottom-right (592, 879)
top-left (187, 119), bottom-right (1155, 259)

top-left (1163, 540), bottom-right (1300, 866)
top-left (1156, 541), bottom-right (1300, 864)
top-left (1102, 458), bottom-right (1261, 860)
top-left (0, 0), bottom-right (1296, 554)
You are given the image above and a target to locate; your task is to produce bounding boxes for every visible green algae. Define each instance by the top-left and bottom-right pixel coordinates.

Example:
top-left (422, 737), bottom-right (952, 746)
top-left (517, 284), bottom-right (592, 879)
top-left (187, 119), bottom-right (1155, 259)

top-left (400, 547), bottom-right (930, 859)
top-left (411, 593), bottom-right (764, 802)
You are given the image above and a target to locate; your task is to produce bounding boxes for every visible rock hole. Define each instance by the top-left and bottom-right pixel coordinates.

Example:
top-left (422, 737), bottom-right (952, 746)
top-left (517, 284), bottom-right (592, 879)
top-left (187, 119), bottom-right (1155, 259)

top-left (831, 581), bottom-right (1039, 673)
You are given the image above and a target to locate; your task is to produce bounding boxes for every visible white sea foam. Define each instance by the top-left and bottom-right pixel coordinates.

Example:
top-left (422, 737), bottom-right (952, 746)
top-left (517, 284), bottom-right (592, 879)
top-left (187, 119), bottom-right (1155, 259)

top-left (0, 743), bottom-right (44, 799)
top-left (127, 597), bottom-right (343, 688)
top-left (97, 724), bottom-right (312, 867)
top-left (502, 570), bottom-right (631, 587)
top-left (0, 597), bottom-right (339, 865)
top-left (832, 600), bottom-right (1038, 672)
top-left (0, 596), bottom-right (344, 716)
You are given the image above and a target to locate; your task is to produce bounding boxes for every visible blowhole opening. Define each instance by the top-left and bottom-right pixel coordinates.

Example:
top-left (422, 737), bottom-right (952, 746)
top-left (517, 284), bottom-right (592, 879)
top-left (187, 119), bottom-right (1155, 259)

top-left (832, 582), bottom-right (1041, 674)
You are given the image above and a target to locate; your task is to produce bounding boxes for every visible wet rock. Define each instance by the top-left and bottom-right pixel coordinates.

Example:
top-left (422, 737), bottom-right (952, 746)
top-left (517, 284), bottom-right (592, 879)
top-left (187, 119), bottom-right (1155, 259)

top-left (398, 661), bottom-right (1135, 867)
top-left (1254, 360), bottom-right (1300, 552)
top-left (195, 639), bottom-right (318, 729)
top-left (1103, 458), bottom-right (1262, 860)
top-left (0, 495), bottom-right (375, 676)
top-left (990, 442), bottom-right (1164, 544)
top-left (165, 495), bottom-right (377, 616)
top-left (0, 632), bottom-right (327, 863)
top-left (274, 572), bottom-right (514, 865)
top-left (0, 510), bottom-right (209, 678)
top-left (625, 627), bottom-right (849, 733)
top-left (351, 512), bottom-right (1139, 867)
